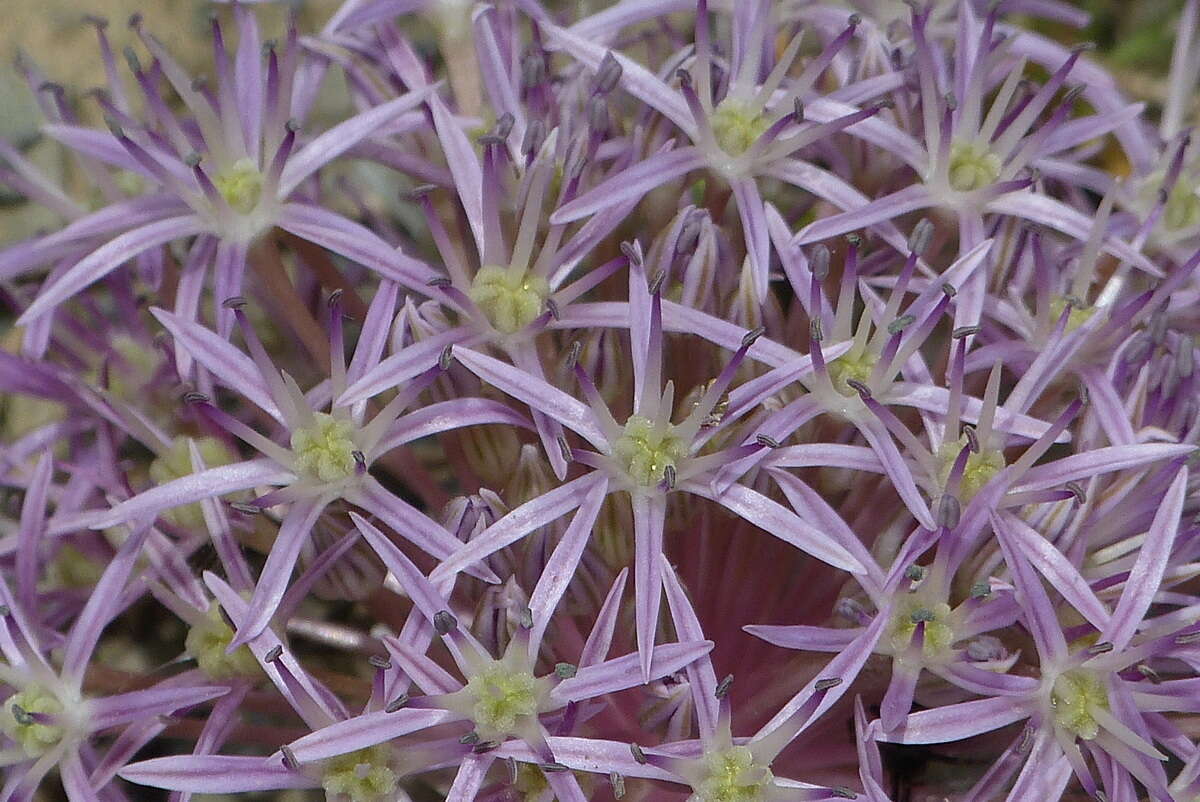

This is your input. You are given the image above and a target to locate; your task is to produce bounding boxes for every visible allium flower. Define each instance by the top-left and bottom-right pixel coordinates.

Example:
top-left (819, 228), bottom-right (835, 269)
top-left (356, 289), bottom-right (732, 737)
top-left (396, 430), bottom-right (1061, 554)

top-left (877, 469), bottom-right (1192, 800)
top-left (431, 275), bottom-right (864, 680)
top-left (0, 519), bottom-right (226, 798)
top-left (542, 0), bottom-right (897, 300)
top-left (89, 286), bottom-right (523, 644)
top-left (5, 2), bottom-right (1200, 801)
top-left (9, 9), bottom-right (439, 338)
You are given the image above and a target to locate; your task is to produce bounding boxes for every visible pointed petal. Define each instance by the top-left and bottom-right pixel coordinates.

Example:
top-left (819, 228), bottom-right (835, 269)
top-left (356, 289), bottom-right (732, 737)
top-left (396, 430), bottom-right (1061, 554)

top-left (876, 696), bottom-right (1031, 745)
top-left (230, 497), bottom-right (327, 647)
top-left (551, 148), bottom-right (705, 224)
top-left (120, 756), bottom-right (315, 793)
top-left (280, 87), bottom-right (436, 195)
top-left (1104, 468), bottom-right (1187, 649)
top-left (633, 493), bottom-right (667, 682)
top-left (18, 216), bottom-right (205, 325)
top-left (681, 481), bottom-right (864, 573)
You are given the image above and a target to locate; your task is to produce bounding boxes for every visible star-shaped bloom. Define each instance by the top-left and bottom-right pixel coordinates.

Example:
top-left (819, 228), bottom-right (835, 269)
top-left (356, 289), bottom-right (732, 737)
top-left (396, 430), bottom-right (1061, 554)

top-left (432, 267), bottom-right (865, 681)
top-left (89, 285), bottom-right (525, 645)
top-left (542, 0), bottom-right (902, 300)
top-left (876, 469), bottom-right (1192, 801)
top-left (10, 8), bottom-right (439, 340)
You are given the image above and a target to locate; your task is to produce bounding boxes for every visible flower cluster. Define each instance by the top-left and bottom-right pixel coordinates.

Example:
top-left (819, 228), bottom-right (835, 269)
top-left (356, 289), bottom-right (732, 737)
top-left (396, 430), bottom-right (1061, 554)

top-left (3, 1), bottom-right (1200, 800)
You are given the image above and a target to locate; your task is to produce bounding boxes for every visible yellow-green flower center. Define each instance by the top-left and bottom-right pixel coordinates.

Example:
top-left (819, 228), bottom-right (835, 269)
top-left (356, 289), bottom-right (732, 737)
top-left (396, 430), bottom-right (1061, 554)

top-left (936, 437), bottom-right (1006, 501)
top-left (827, 352), bottom-right (878, 397)
top-left (185, 604), bottom-right (262, 680)
top-left (690, 745), bottom-right (774, 802)
top-left (464, 660), bottom-right (542, 741)
top-left (1047, 297), bottom-right (1096, 333)
top-left (613, 416), bottom-right (686, 487)
top-left (291, 413), bottom-right (359, 483)
top-left (45, 545), bottom-right (104, 590)
top-left (468, 266), bottom-right (551, 335)
top-left (711, 100), bottom-right (769, 159)
top-left (1050, 669), bottom-right (1109, 740)
top-left (947, 141), bottom-right (1002, 193)
top-left (321, 746), bottom-right (398, 802)
top-left (888, 601), bottom-right (956, 659)
top-left (149, 436), bottom-right (237, 528)
top-left (2, 686), bottom-right (65, 757)
top-left (1164, 183), bottom-right (1200, 231)
top-left (214, 158), bottom-right (264, 215)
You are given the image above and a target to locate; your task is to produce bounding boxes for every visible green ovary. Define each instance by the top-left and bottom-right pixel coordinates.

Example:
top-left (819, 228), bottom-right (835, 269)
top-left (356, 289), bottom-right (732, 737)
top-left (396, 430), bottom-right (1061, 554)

top-left (214, 158), bottom-right (264, 215)
top-left (185, 604), bottom-right (261, 680)
top-left (1047, 297), bottom-right (1096, 333)
top-left (1164, 183), bottom-right (1200, 230)
top-left (690, 745), bottom-right (774, 802)
top-left (469, 266), bottom-right (550, 334)
top-left (1051, 670), bottom-right (1109, 740)
top-left (888, 601), bottom-right (955, 658)
top-left (711, 100), bottom-right (769, 158)
top-left (465, 661), bottom-right (541, 740)
top-left (947, 141), bottom-right (1002, 193)
top-left (149, 436), bottom-right (237, 529)
top-left (321, 746), bottom-right (398, 802)
top-left (936, 438), bottom-right (1006, 501)
top-left (613, 416), bottom-right (686, 487)
top-left (291, 413), bottom-right (359, 483)
top-left (827, 352), bottom-right (878, 397)
top-left (2, 687), bottom-right (65, 757)
top-left (45, 545), bottom-right (104, 589)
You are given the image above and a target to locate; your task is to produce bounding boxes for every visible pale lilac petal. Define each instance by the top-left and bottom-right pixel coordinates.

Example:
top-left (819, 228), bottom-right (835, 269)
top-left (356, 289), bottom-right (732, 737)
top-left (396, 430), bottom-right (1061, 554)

top-left (681, 481), bottom-right (864, 574)
top-left (280, 87), bottom-right (436, 196)
top-left (276, 203), bottom-right (436, 291)
top-left (89, 684), bottom-right (229, 732)
top-left (151, 307), bottom-right (281, 421)
top-left (1104, 468), bottom-right (1187, 649)
top-left (579, 568), bottom-right (628, 667)
top-left (288, 708), bottom-right (456, 763)
top-left (351, 512), bottom-right (452, 622)
top-left (661, 556), bottom-right (720, 740)
top-left (18, 215), bottom-right (206, 325)
top-left (427, 93), bottom-right (486, 251)
top-left (1016, 444), bottom-right (1193, 491)
top-left (91, 459), bottom-right (295, 529)
top-left (496, 737), bottom-right (676, 782)
top-left (452, 346), bottom-right (608, 448)
top-left (731, 177), bottom-right (770, 301)
top-left (231, 496), bottom-right (328, 647)
top-left (854, 414), bottom-right (936, 530)
top-left (527, 480), bottom-right (610, 656)
top-left (445, 754), bottom-right (494, 802)
top-left (433, 474), bottom-right (607, 580)
top-left (63, 522), bottom-right (153, 684)
top-left (536, 17), bottom-right (694, 134)
top-left (984, 192), bottom-right (1157, 276)
top-left (876, 696), bottom-right (1032, 745)
top-left (753, 609), bottom-right (889, 742)
top-left (744, 625), bottom-right (860, 652)
top-left (991, 512), bottom-right (1068, 664)
top-left (373, 398), bottom-right (534, 455)
top-left (993, 512), bottom-right (1109, 632)
top-left (633, 493), bottom-right (667, 682)
top-left (348, 477), bottom-right (499, 583)
top-left (550, 640), bottom-right (714, 704)
top-left (793, 185), bottom-right (934, 246)
top-left (551, 147), bottom-right (705, 224)
top-left (340, 329), bottom-right (476, 405)
top-left (120, 756), bottom-right (315, 793)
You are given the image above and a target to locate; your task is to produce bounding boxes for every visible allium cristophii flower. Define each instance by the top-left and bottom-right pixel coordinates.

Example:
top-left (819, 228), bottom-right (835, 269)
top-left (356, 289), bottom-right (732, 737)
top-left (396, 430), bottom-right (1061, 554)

top-left (7, 1), bottom-right (1200, 800)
